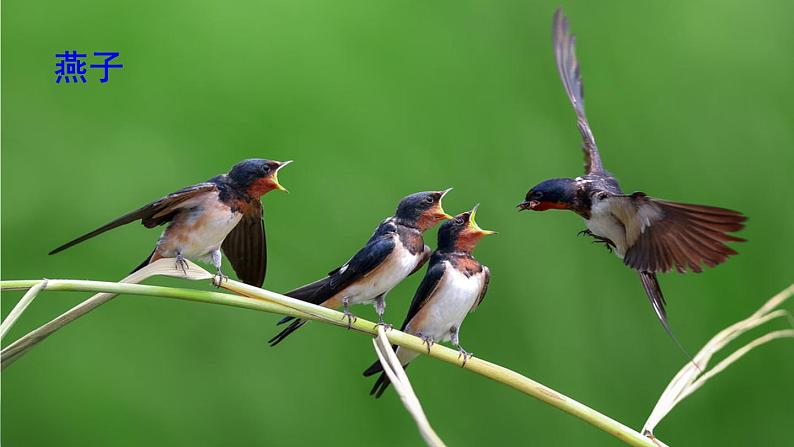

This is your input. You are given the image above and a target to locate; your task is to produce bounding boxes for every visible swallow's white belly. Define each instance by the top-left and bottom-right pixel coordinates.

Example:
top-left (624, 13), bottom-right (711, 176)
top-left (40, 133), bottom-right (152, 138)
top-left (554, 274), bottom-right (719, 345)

top-left (343, 237), bottom-right (421, 305)
top-left (409, 264), bottom-right (483, 342)
top-left (586, 197), bottom-right (627, 258)
top-left (158, 191), bottom-right (242, 260)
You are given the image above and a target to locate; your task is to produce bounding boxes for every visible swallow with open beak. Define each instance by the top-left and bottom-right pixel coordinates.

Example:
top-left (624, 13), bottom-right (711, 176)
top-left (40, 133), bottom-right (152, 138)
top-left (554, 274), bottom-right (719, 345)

top-left (518, 9), bottom-right (746, 348)
top-left (49, 158), bottom-right (292, 286)
top-left (363, 205), bottom-right (495, 398)
top-left (268, 190), bottom-right (453, 346)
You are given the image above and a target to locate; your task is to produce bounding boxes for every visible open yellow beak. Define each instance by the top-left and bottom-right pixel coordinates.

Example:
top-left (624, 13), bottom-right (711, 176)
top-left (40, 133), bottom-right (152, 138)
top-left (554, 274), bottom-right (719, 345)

top-left (272, 160), bottom-right (293, 192)
top-left (468, 204), bottom-right (497, 236)
top-left (436, 187), bottom-right (454, 220)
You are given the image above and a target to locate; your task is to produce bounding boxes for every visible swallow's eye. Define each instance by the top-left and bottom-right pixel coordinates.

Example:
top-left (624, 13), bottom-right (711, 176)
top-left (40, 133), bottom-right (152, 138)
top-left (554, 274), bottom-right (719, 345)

top-left (534, 191), bottom-right (543, 199)
top-left (261, 165), bottom-right (271, 175)
top-left (424, 196), bottom-right (434, 204)
top-left (454, 217), bottom-right (464, 225)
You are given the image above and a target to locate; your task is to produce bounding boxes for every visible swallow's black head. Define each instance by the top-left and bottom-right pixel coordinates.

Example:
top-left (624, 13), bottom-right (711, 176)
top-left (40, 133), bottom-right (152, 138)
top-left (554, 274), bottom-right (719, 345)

top-left (438, 204), bottom-right (496, 253)
top-left (395, 189), bottom-right (453, 231)
top-left (518, 178), bottom-right (578, 212)
top-left (228, 158), bottom-right (293, 197)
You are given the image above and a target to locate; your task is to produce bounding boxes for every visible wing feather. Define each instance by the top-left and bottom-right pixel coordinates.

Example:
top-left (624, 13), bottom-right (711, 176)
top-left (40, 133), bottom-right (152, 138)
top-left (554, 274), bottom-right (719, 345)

top-left (222, 200), bottom-right (266, 287)
top-left (400, 258), bottom-right (446, 331)
top-left (618, 194), bottom-right (746, 273)
top-left (469, 266), bottom-right (490, 313)
top-left (553, 9), bottom-right (604, 175)
top-left (49, 183), bottom-right (219, 255)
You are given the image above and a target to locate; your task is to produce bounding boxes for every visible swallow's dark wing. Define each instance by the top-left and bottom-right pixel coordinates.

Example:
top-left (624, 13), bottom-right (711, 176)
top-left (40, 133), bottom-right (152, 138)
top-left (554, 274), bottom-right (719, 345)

top-left (553, 9), bottom-right (604, 175)
top-left (612, 193), bottom-right (746, 274)
top-left (469, 266), bottom-right (490, 313)
top-left (269, 235), bottom-right (397, 346)
top-left (328, 236), bottom-right (397, 290)
top-left (399, 258), bottom-right (446, 331)
top-left (222, 200), bottom-right (266, 287)
top-left (49, 183), bottom-right (219, 255)
top-left (610, 193), bottom-right (744, 354)
top-left (283, 235), bottom-right (397, 305)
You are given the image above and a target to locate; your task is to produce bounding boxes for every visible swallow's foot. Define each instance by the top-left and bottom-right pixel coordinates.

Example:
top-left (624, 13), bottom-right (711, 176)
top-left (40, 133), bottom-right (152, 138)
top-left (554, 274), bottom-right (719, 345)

top-left (175, 255), bottom-right (189, 275)
top-left (212, 270), bottom-right (229, 287)
top-left (591, 236), bottom-right (615, 253)
top-left (419, 335), bottom-right (435, 354)
top-left (341, 309), bottom-right (357, 329)
top-left (456, 347), bottom-right (473, 367)
top-left (375, 315), bottom-right (393, 332)
top-left (579, 230), bottom-right (615, 253)
top-left (375, 321), bottom-right (393, 332)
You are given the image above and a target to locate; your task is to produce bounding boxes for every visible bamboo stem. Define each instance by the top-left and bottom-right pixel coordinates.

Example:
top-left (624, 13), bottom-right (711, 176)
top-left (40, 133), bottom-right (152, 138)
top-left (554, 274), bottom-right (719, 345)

top-left (373, 326), bottom-right (446, 447)
top-left (1, 276), bottom-right (656, 447)
top-left (0, 280), bottom-right (47, 340)
top-left (0, 259), bottom-right (216, 368)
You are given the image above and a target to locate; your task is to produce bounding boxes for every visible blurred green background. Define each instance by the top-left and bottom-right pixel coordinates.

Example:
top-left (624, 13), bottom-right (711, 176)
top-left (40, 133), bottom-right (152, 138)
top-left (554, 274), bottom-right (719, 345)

top-left (3, 0), bottom-right (793, 445)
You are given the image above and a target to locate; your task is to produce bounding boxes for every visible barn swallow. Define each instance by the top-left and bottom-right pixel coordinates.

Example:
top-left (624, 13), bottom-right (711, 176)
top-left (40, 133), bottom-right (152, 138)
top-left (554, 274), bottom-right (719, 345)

top-left (363, 205), bottom-right (495, 398)
top-left (518, 9), bottom-right (746, 348)
top-left (49, 158), bottom-right (292, 287)
top-left (268, 190), bottom-right (453, 346)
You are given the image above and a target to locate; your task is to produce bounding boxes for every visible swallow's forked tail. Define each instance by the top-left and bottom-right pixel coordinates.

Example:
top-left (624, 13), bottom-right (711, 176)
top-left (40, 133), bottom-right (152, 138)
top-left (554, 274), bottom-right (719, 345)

top-left (130, 249), bottom-right (156, 274)
top-left (639, 271), bottom-right (697, 367)
top-left (362, 359), bottom-right (399, 398)
top-left (267, 275), bottom-right (339, 346)
top-left (268, 319), bottom-right (308, 346)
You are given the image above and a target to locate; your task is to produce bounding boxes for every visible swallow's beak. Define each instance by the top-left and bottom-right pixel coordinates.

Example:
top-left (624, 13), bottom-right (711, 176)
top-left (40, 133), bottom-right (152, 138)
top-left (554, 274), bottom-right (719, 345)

top-left (272, 160), bottom-right (293, 192)
top-left (517, 200), bottom-right (538, 211)
top-left (468, 204), bottom-right (497, 236)
top-left (435, 188), bottom-right (454, 220)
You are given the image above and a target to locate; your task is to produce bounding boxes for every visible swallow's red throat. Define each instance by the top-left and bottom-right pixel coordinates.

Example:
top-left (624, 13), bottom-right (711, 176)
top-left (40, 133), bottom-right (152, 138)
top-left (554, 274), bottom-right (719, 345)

top-left (532, 200), bottom-right (568, 211)
top-left (246, 177), bottom-right (278, 197)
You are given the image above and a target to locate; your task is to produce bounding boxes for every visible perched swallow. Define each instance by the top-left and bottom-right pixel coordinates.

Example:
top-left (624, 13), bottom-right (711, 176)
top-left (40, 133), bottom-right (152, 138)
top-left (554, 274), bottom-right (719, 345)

top-left (518, 10), bottom-right (746, 347)
top-left (49, 158), bottom-right (292, 286)
top-left (268, 190), bottom-right (453, 346)
top-left (363, 205), bottom-right (495, 398)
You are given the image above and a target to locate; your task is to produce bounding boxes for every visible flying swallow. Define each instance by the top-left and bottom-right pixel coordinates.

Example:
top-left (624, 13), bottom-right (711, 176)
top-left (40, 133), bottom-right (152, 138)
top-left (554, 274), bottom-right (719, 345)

top-left (363, 205), bottom-right (495, 398)
top-left (518, 9), bottom-right (746, 347)
top-left (49, 158), bottom-right (292, 286)
top-left (268, 190), bottom-right (453, 346)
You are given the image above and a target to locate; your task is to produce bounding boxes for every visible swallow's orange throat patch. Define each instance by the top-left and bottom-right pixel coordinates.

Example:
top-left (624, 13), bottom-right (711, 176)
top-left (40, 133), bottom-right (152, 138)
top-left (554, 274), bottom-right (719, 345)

top-left (416, 205), bottom-right (445, 232)
top-left (454, 231), bottom-right (483, 253)
top-left (246, 176), bottom-right (277, 197)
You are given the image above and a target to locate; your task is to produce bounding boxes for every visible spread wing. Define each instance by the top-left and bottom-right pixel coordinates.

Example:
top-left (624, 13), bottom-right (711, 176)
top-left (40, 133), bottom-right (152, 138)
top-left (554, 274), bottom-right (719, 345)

top-left (611, 193), bottom-right (746, 273)
top-left (469, 266), bottom-right (490, 313)
top-left (49, 183), bottom-right (219, 255)
top-left (222, 200), bottom-right (266, 287)
top-left (553, 9), bottom-right (604, 175)
top-left (400, 258), bottom-right (446, 331)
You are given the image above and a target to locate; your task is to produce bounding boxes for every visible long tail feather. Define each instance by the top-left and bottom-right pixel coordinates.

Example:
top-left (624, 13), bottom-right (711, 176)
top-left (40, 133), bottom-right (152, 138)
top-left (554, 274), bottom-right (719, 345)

top-left (268, 319), bottom-right (307, 346)
top-left (638, 272), bottom-right (695, 364)
top-left (130, 249), bottom-right (155, 274)
top-left (268, 276), bottom-right (340, 344)
top-left (369, 372), bottom-right (392, 398)
top-left (363, 351), bottom-right (407, 398)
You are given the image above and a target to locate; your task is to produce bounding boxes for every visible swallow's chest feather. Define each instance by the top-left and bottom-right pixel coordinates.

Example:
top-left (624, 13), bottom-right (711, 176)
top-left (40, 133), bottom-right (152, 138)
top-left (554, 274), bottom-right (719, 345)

top-left (158, 191), bottom-right (243, 257)
top-left (409, 264), bottom-right (484, 342)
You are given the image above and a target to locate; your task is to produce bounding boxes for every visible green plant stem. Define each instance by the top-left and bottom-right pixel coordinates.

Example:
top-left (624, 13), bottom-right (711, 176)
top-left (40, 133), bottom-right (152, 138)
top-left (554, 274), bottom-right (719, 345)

top-left (1, 278), bottom-right (656, 447)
